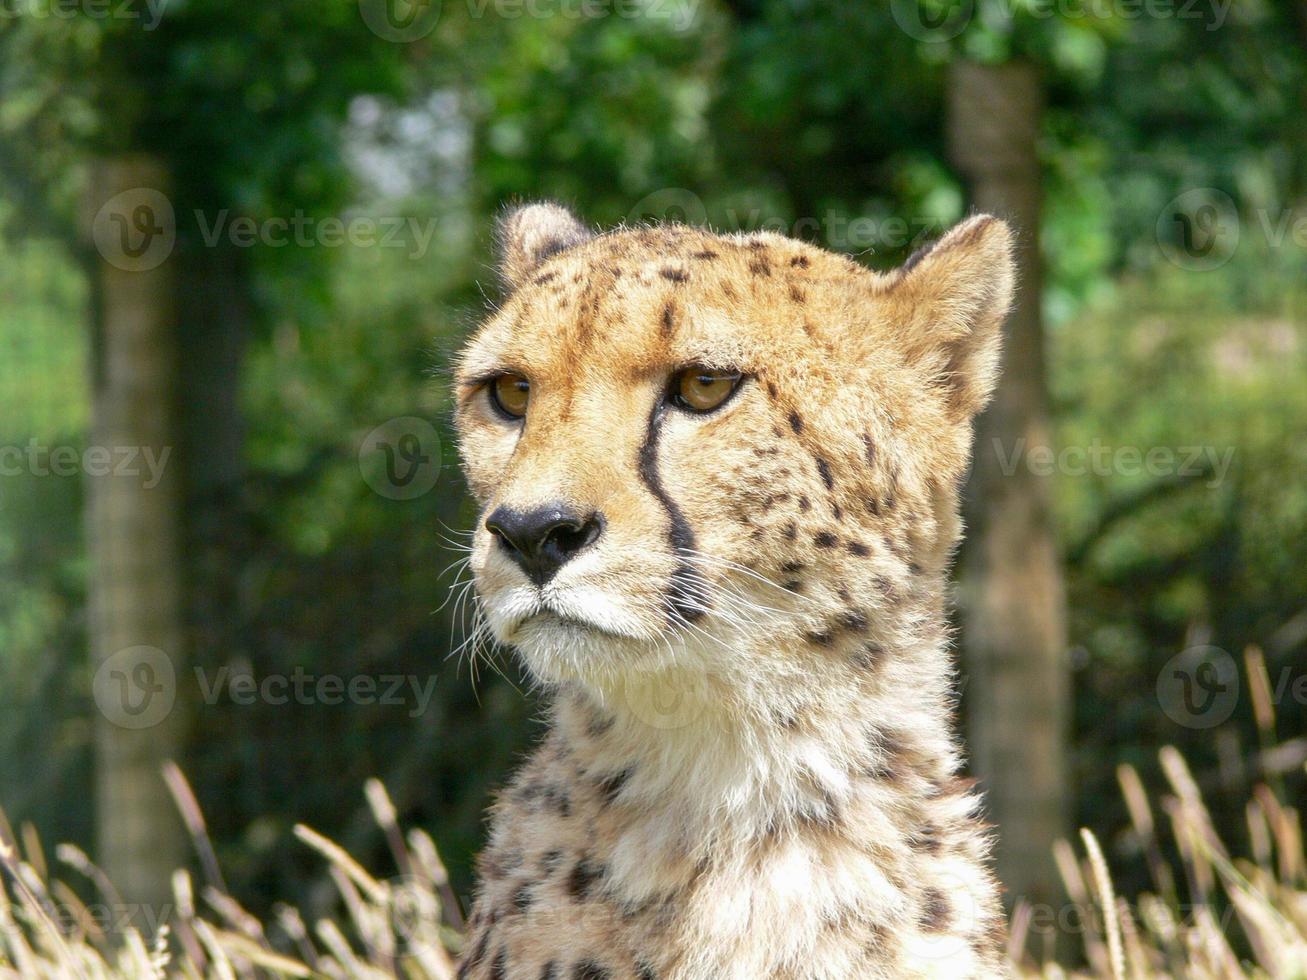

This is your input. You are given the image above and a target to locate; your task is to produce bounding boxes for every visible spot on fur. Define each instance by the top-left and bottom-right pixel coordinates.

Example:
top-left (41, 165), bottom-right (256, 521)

top-left (659, 267), bottom-right (688, 283)
top-left (814, 461), bottom-right (834, 495)
top-left (921, 888), bottom-right (951, 932)
top-left (840, 609), bottom-right (869, 632)
top-left (813, 531), bottom-right (838, 548)
top-left (511, 882), bottom-right (533, 913)
top-left (462, 929), bottom-right (491, 974)
top-left (597, 768), bottom-right (632, 805)
top-left (853, 642), bottom-right (885, 670)
top-left (587, 710), bottom-right (615, 738)
top-left (567, 858), bottom-right (605, 900)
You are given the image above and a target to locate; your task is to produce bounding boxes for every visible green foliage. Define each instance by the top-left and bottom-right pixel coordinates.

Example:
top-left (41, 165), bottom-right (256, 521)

top-left (1, 0), bottom-right (1305, 930)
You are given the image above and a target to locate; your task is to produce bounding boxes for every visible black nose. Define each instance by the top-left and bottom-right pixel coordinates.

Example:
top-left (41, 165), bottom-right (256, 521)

top-left (485, 504), bottom-right (604, 585)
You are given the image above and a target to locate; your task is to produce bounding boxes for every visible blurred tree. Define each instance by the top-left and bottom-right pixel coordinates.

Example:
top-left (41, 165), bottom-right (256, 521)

top-left (81, 157), bottom-right (189, 907)
top-left (0, 0), bottom-right (411, 901)
top-left (949, 60), bottom-right (1070, 934)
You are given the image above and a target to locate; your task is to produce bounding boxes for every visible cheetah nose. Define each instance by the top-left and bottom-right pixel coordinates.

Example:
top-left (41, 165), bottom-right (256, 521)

top-left (485, 504), bottom-right (604, 586)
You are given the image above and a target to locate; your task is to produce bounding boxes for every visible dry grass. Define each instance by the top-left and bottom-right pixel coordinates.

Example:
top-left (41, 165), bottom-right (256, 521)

top-left (2, 653), bottom-right (1304, 978)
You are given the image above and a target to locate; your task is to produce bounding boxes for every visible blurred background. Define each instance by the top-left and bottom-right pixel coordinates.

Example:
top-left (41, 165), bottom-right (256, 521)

top-left (1, 0), bottom-right (1305, 972)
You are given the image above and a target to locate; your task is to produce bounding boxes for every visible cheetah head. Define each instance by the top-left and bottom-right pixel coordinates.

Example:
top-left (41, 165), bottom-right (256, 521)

top-left (455, 203), bottom-right (1013, 709)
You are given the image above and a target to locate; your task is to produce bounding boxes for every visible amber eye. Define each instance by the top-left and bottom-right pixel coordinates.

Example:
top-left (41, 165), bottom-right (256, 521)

top-left (670, 366), bottom-right (743, 413)
top-left (488, 373), bottom-right (530, 419)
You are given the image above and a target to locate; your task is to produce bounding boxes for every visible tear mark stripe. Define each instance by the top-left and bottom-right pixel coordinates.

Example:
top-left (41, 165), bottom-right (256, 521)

top-left (638, 402), bottom-right (706, 623)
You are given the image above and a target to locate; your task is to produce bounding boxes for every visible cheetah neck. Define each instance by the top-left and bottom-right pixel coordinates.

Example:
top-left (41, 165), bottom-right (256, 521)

top-left (552, 612), bottom-right (965, 870)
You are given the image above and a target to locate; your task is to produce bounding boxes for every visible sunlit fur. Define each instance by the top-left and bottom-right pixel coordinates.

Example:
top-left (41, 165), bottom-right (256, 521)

top-left (453, 203), bottom-right (1015, 979)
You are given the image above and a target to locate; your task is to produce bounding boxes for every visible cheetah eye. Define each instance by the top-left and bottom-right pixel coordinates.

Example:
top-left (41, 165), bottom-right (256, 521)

top-left (669, 366), bottom-right (743, 414)
top-left (488, 373), bottom-right (530, 419)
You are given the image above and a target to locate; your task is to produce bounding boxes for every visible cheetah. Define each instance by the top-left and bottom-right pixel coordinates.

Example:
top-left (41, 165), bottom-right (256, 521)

top-left (452, 202), bottom-right (1015, 979)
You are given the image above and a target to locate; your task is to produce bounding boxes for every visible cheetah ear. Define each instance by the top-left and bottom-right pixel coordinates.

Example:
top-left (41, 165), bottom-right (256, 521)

top-left (495, 202), bottom-right (593, 291)
top-left (886, 214), bottom-right (1015, 419)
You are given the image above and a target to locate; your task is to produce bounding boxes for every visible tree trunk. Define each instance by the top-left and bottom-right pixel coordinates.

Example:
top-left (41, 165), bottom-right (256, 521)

top-left (83, 156), bottom-right (189, 913)
top-left (947, 61), bottom-right (1070, 934)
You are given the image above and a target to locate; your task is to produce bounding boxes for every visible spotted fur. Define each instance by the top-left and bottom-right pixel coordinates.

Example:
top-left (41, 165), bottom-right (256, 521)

top-left (453, 202), bottom-right (1015, 979)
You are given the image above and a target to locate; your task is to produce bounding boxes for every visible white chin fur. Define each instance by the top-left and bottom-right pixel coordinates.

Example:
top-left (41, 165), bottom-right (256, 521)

top-left (481, 584), bottom-right (675, 685)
